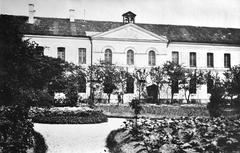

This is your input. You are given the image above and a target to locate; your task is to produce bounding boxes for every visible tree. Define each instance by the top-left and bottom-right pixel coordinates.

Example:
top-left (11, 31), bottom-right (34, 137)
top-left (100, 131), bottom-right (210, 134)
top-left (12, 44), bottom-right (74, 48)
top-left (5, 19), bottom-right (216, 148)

top-left (179, 69), bottom-right (205, 103)
top-left (88, 63), bottom-right (119, 104)
top-left (103, 64), bottom-right (119, 103)
top-left (162, 61), bottom-right (185, 103)
top-left (149, 66), bottom-right (165, 103)
top-left (206, 71), bottom-right (225, 117)
top-left (223, 65), bottom-right (240, 104)
top-left (133, 68), bottom-right (148, 101)
top-left (88, 64), bottom-right (104, 106)
top-left (0, 15), bottom-right (65, 106)
top-left (129, 98), bottom-right (142, 131)
top-left (114, 69), bottom-right (131, 104)
top-left (63, 64), bottom-right (86, 106)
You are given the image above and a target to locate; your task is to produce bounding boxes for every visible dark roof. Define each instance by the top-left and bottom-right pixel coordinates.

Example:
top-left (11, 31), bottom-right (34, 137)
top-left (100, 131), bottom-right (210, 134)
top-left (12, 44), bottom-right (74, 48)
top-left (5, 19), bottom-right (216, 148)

top-left (122, 11), bottom-right (136, 17)
top-left (6, 15), bottom-right (240, 45)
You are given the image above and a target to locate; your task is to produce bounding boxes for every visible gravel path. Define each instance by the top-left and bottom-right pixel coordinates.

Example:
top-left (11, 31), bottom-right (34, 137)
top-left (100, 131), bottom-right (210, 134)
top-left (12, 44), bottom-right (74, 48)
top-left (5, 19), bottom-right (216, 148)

top-left (34, 118), bottom-right (126, 153)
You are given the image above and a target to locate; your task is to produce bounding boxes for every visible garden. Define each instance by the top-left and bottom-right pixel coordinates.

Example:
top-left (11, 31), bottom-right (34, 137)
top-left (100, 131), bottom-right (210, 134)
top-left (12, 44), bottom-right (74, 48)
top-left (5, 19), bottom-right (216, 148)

top-left (105, 64), bottom-right (240, 152)
top-left (107, 117), bottom-right (240, 153)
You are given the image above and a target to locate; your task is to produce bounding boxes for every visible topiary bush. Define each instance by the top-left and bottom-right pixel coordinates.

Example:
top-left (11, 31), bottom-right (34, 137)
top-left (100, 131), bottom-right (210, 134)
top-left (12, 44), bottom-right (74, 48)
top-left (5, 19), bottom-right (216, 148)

top-left (207, 84), bottom-right (225, 117)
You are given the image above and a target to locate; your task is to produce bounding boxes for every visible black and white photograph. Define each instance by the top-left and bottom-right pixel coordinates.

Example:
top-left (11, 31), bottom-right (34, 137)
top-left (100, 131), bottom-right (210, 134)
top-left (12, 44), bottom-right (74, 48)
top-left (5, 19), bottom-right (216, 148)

top-left (0, 0), bottom-right (240, 152)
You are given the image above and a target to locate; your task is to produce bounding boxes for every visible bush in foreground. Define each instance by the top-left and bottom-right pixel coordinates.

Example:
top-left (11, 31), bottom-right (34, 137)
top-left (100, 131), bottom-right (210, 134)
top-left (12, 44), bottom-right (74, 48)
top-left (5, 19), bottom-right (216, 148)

top-left (108, 117), bottom-right (240, 153)
top-left (0, 106), bottom-right (33, 153)
top-left (33, 131), bottom-right (48, 153)
top-left (106, 128), bottom-right (125, 153)
top-left (0, 106), bottom-right (47, 153)
top-left (31, 107), bottom-right (108, 124)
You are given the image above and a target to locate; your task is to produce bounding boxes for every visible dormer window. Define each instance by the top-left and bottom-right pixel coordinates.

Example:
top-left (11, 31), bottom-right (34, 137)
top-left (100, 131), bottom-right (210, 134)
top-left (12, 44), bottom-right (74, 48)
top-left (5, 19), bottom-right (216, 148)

top-left (122, 11), bottom-right (136, 24)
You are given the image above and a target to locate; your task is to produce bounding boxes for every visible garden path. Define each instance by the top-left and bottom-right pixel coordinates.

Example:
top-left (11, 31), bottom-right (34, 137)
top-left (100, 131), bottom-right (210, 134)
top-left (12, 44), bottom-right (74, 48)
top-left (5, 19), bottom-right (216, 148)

top-left (34, 118), bottom-right (125, 153)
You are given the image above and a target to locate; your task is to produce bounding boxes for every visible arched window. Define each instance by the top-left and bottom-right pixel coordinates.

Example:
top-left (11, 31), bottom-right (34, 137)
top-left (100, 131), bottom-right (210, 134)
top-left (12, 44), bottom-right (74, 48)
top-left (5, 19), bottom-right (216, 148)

top-left (127, 50), bottom-right (134, 65)
top-left (148, 51), bottom-right (156, 66)
top-left (105, 49), bottom-right (112, 64)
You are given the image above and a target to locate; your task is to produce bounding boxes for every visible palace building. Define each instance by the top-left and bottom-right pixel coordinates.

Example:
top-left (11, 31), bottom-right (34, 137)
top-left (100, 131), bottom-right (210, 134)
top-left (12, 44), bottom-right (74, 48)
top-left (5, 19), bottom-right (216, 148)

top-left (7, 4), bottom-right (240, 103)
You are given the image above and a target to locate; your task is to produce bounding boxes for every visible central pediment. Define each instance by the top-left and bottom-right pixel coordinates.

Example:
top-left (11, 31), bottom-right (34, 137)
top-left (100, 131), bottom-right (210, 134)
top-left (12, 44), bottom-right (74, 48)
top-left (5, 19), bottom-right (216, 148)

top-left (91, 23), bottom-right (168, 42)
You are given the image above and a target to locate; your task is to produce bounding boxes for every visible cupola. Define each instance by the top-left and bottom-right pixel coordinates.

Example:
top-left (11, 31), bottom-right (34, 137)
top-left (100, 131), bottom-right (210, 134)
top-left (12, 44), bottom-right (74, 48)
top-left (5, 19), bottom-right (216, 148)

top-left (122, 11), bottom-right (136, 24)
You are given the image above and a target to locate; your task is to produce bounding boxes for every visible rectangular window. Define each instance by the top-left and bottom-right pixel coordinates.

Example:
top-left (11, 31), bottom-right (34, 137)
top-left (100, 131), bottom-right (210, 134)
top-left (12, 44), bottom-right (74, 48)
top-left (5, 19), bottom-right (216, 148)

top-left (224, 54), bottom-right (231, 68)
top-left (207, 53), bottom-right (214, 67)
top-left (57, 47), bottom-right (65, 60)
top-left (172, 80), bottom-right (178, 94)
top-left (172, 51), bottom-right (179, 64)
top-left (79, 48), bottom-right (86, 64)
top-left (189, 78), bottom-right (196, 94)
top-left (190, 52), bottom-right (196, 67)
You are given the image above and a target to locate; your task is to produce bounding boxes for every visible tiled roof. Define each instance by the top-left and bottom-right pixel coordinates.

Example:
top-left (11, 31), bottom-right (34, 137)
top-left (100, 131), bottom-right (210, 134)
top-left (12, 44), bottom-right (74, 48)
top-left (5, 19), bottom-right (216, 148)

top-left (7, 15), bottom-right (240, 45)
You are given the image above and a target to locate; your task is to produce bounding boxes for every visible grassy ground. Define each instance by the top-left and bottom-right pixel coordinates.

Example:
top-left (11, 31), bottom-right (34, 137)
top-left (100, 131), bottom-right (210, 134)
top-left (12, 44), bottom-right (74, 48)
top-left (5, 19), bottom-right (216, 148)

top-left (96, 103), bottom-right (209, 118)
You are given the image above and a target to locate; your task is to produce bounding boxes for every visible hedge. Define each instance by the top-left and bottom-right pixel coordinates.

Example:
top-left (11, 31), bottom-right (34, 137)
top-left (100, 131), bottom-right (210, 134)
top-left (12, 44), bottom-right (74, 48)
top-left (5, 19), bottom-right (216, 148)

top-left (96, 104), bottom-right (209, 118)
top-left (31, 107), bottom-right (108, 124)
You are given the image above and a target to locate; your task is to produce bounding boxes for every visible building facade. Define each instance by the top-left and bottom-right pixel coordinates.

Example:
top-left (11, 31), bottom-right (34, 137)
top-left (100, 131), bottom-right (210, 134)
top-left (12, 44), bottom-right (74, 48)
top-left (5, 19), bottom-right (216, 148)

top-left (10, 4), bottom-right (240, 103)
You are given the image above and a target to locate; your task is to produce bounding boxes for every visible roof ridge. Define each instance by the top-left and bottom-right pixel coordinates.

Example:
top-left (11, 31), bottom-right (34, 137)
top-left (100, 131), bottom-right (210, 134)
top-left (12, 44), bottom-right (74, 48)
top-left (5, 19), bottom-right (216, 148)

top-left (2, 14), bottom-right (240, 30)
top-left (2, 14), bottom-right (240, 45)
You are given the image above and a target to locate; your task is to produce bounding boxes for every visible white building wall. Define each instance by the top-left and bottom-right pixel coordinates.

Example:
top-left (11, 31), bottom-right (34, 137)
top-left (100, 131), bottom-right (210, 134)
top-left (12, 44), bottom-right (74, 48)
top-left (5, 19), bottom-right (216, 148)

top-left (168, 42), bottom-right (240, 69)
top-left (24, 35), bottom-right (91, 66)
top-left (92, 39), bottom-right (168, 67)
top-left (23, 35), bottom-right (240, 103)
top-left (167, 42), bottom-right (240, 103)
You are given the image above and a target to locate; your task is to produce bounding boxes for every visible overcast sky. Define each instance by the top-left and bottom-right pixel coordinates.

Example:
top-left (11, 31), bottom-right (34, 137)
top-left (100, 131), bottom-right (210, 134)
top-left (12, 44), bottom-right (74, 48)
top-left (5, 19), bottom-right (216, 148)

top-left (1, 0), bottom-right (240, 28)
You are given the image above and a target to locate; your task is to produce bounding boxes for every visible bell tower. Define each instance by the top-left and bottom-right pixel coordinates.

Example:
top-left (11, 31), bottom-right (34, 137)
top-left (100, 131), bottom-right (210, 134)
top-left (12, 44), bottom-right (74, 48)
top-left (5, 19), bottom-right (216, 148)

top-left (122, 11), bottom-right (136, 24)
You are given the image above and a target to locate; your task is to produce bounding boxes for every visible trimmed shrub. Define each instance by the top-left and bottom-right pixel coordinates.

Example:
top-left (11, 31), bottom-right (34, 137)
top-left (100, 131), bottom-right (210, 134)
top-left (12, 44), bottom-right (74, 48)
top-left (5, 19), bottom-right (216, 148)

top-left (207, 85), bottom-right (225, 117)
top-left (106, 128), bottom-right (125, 153)
top-left (33, 131), bottom-right (48, 153)
top-left (31, 107), bottom-right (108, 124)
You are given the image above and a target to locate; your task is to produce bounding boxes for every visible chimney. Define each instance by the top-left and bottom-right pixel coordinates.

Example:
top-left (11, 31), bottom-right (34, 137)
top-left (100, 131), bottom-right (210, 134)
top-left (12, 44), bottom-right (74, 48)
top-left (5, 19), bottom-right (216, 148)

top-left (69, 9), bottom-right (75, 22)
top-left (28, 4), bottom-right (35, 24)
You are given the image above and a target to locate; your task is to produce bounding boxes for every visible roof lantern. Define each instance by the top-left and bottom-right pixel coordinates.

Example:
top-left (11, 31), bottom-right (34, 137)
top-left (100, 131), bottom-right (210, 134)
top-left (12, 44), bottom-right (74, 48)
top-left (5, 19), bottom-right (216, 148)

top-left (122, 11), bottom-right (136, 24)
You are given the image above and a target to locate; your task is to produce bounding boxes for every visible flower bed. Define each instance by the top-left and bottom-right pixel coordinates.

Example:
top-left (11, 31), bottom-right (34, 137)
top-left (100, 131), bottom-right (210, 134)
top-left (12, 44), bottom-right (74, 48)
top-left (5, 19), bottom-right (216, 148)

top-left (30, 107), bottom-right (108, 124)
top-left (107, 117), bottom-right (240, 153)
